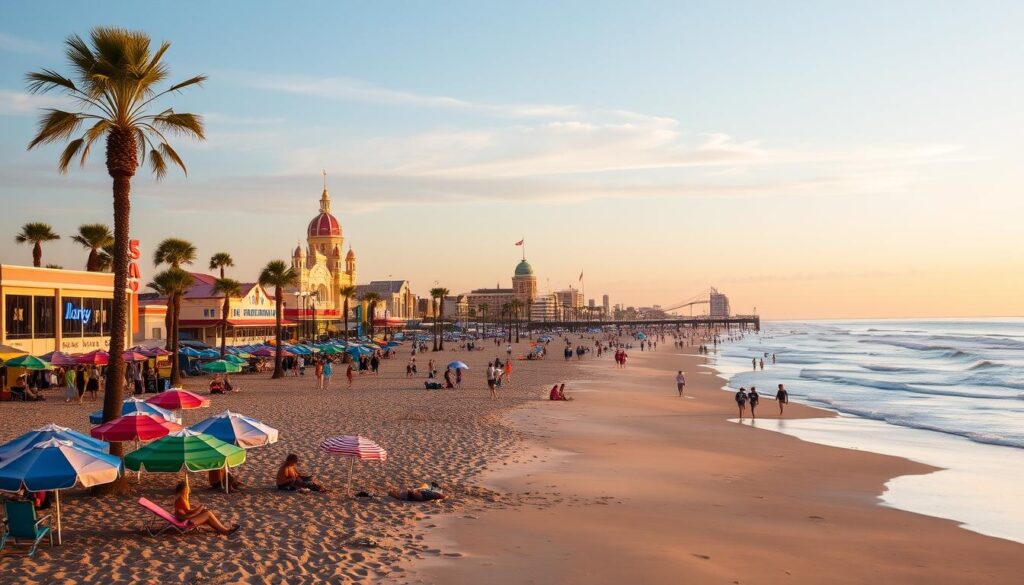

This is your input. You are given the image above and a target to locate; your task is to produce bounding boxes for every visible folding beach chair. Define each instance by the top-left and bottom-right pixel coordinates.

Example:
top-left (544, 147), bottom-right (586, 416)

top-left (0, 500), bottom-right (53, 557)
top-left (138, 497), bottom-right (196, 536)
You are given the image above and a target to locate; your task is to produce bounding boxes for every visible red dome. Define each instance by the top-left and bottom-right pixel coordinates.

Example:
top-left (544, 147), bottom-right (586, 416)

top-left (308, 212), bottom-right (341, 237)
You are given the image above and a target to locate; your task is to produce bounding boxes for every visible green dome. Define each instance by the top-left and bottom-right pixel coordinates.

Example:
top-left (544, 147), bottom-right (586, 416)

top-left (514, 259), bottom-right (534, 277)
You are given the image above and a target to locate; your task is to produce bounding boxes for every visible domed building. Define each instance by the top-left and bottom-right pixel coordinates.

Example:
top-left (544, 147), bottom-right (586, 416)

top-left (287, 181), bottom-right (357, 335)
top-left (512, 259), bottom-right (537, 300)
top-left (465, 257), bottom-right (560, 322)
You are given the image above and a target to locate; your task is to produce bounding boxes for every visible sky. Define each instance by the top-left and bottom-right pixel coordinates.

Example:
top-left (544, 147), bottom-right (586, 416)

top-left (1, 1), bottom-right (1022, 319)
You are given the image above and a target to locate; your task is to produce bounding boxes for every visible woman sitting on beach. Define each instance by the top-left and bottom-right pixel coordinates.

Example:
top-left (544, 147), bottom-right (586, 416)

top-left (276, 454), bottom-right (328, 492)
top-left (209, 375), bottom-right (224, 395)
top-left (549, 384), bottom-right (572, 401)
top-left (387, 483), bottom-right (447, 502)
top-left (173, 480), bottom-right (238, 536)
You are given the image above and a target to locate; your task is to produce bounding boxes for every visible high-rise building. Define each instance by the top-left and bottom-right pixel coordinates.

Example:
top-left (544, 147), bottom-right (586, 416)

top-left (554, 288), bottom-right (584, 315)
top-left (602, 294), bottom-right (610, 316)
top-left (710, 287), bottom-right (731, 317)
top-left (588, 298), bottom-right (596, 308)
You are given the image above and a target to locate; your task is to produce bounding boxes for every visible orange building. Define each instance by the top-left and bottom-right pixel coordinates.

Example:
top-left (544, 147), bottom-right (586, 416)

top-left (0, 264), bottom-right (139, 355)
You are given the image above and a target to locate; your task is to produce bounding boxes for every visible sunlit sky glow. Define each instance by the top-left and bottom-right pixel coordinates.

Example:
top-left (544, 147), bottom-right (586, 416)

top-left (1, 1), bottom-right (1022, 319)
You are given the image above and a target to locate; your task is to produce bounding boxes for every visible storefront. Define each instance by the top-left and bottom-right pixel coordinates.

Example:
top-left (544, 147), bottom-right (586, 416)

top-left (0, 265), bottom-right (137, 355)
top-left (171, 273), bottom-right (296, 347)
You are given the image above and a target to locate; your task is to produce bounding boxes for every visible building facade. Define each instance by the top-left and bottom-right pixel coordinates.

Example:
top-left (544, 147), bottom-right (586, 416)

top-left (1, 265), bottom-right (137, 355)
top-left (709, 288), bottom-right (731, 317)
top-left (554, 287), bottom-right (585, 316)
top-left (355, 280), bottom-right (416, 321)
top-left (287, 183), bottom-right (358, 333)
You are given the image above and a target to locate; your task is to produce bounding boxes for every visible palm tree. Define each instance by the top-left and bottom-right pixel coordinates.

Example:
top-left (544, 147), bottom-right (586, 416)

top-left (153, 238), bottom-right (196, 353)
top-left (148, 268), bottom-right (192, 386)
top-left (71, 223), bottom-right (113, 271)
top-left (479, 303), bottom-right (489, 340)
top-left (258, 260), bottom-right (298, 379)
top-left (430, 287), bottom-right (449, 350)
top-left (26, 28), bottom-right (205, 482)
top-left (360, 292), bottom-right (382, 340)
top-left (213, 278), bottom-right (241, 358)
top-left (500, 303), bottom-right (512, 343)
top-left (96, 243), bottom-right (115, 272)
top-left (15, 222), bottom-right (60, 267)
top-left (339, 285), bottom-right (357, 341)
top-left (510, 299), bottom-right (524, 343)
top-left (209, 252), bottom-right (233, 279)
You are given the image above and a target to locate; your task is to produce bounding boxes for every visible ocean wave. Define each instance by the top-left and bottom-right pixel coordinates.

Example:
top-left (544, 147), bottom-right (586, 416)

top-left (798, 369), bottom-right (1019, 400)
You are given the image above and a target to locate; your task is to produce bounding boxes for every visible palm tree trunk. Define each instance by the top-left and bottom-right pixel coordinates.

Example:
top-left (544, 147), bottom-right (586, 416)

top-left (32, 242), bottom-right (42, 267)
top-left (87, 249), bottom-right (99, 272)
top-left (272, 292), bottom-right (284, 378)
top-left (164, 293), bottom-right (173, 351)
top-left (170, 294), bottom-right (182, 386)
top-left (97, 174), bottom-right (131, 495)
top-left (343, 299), bottom-right (349, 341)
top-left (220, 295), bottom-right (229, 358)
top-left (438, 303), bottom-right (445, 350)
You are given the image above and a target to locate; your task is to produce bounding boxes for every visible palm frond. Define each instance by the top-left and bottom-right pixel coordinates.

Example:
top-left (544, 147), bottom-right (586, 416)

top-left (150, 112), bottom-right (204, 138)
top-left (79, 119), bottom-right (111, 165)
top-left (149, 147), bottom-right (167, 180)
top-left (58, 138), bottom-right (85, 173)
top-left (25, 69), bottom-right (78, 94)
top-left (27, 110), bottom-right (83, 149)
top-left (168, 75), bottom-right (207, 93)
top-left (158, 142), bottom-right (187, 175)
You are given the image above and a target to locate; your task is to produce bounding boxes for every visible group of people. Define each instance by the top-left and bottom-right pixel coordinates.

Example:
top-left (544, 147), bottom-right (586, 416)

top-left (734, 384), bottom-right (789, 419)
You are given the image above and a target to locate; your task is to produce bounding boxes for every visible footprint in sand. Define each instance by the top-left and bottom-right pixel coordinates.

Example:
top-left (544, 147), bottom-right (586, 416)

top-left (692, 553), bottom-right (712, 560)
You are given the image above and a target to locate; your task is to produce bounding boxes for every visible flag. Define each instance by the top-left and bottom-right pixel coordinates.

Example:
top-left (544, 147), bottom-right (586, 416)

top-left (579, 271), bottom-right (583, 282)
top-left (515, 239), bottom-right (524, 246)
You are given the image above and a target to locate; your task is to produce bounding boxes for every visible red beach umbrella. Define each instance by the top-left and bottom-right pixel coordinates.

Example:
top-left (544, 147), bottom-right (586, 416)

top-left (122, 351), bottom-right (150, 362)
top-left (146, 389), bottom-right (211, 411)
top-left (90, 412), bottom-right (183, 442)
top-left (76, 350), bottom-right (109, 366)
top-left (320, 435), bottom-right (388, 496)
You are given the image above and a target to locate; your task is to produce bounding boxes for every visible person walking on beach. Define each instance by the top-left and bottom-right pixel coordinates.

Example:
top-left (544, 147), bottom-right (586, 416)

top-left (86, 366), bottom-right (101, 401)
top-left (759, 358), bottom-right (764, 371)
top-left (675, 370), bottom-right (686, 397)
top-left (323, 359), bottom-right (333, 388)
top-left (75, 365), bottom-right (86, 403)
top-left (346, 364), bottom-right (354, 389)
top-left (504, 360), bottom-right (512, 383)
top-left (64, 366), bottom-right (76, 403)
top-left (314, 360), bottom-right (325, 390)
top-left (772, 353), bottom-right (776, 364)
top-left (735, 387), bottom-right (748, 419)
top-left (776, 383), bottom-right (789, 415)
top-left (506, 344), bottom-right (513, 360)
top-left (752, 358), bottom-right (757, 371)
top-left (486, 362), bottom-right (498, 399)
top-left (749, 387), bottom-right (760, 419)
top-left (370, 354), bottom-right (380, 376)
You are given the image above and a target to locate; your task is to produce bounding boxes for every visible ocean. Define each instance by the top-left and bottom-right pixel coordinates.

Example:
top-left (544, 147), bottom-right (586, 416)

top-left (710, 318), bottom-right (1024, 544)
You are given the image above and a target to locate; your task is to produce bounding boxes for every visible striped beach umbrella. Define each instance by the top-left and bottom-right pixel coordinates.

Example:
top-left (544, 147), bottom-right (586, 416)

top-left (0, 423), bottom-right (109, 463)
top-left (89, 397), bottom-right (179, 425)
top-left (90, 412), bottom-right (183, 443)
top-left (320, 435), bottom-right (387, 496)
top-left (146, 389), bottom-right (211, 411)
top-left (189, 410), bottom-right (279, 449)
top-left (124, 429), bottom-right (246, 492)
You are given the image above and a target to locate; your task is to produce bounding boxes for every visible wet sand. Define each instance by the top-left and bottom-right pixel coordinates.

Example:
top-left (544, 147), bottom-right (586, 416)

top-left (399, 343), bottom-right (1024, 585)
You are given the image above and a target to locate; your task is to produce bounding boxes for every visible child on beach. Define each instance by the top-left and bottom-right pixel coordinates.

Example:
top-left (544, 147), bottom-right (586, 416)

top-left (776, 383), bottom-right (788, 415)
top-left (735, 387), bottom-right (748, 419)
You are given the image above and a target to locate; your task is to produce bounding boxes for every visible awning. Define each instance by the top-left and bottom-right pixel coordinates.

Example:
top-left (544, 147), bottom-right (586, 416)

top-left (178, 319), bottom-right (295, 327)
top-left (372, 318), bottom-right (407, 327)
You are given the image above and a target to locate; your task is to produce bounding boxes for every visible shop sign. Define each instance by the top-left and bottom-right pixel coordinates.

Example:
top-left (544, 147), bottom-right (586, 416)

top-left (128, 239), bottom-right (141, 292)
top-left (64, 302), bottom-right (92, 323)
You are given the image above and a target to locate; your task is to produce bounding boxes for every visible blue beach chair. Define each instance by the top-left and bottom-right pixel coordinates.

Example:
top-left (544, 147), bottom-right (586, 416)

top-left (0, 499), bottom-right (53, 557)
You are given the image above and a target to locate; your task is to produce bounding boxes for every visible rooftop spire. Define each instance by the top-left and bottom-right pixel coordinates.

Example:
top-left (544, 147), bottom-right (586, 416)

top-left (320, 169), bottom-right (331, 213)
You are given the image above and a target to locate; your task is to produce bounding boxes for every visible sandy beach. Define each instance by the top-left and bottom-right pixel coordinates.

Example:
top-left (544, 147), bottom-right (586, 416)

top-left (2, 336), bottom-right (1023, 584)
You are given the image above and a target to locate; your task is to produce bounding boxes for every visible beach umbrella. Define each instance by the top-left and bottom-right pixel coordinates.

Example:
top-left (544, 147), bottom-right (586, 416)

top-left (122, 350), bottom-right (149, 362)
top-left (144, 347), bottom-right (172, 357)
top-left (317, 345), bottom-right (343, 355)
top-left (0, 344), bottom-right (27, 362)
top-left (124, 430), bottom-right (246, 491)
top-left (146, 389), bottom-right (211, 411)
top-left (320, 435), bottom-right (387, 496)
top-left (189, 410), bottom-right (279, 449)
top-left (2, 355), bottom-right (53, 370)
top-left (76, 350), bottom-right (109, 366)
top-left (200, 360), bottom-right (242, 374)
top-left (252, 347), bottom-right (290, 358)
top-left (0, 438), bottom-right (122, 544)
top-left (90, 412), bottom-right (183, 443)
top-left (88, 397), bottom-right (179, 425)
top-left (447, 361), bottom-right (469, 370)
top-left (179, 347), bottom-right (201, 358)
top-left (0, 423), bottom-right (109, 463)
top-left (40, 351), bottom-right (78, 367)
top-left (223, 354), bottom-right (247, 365)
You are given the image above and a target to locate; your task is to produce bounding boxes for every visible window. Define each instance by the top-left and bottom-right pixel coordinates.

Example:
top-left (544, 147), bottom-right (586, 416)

top-left (4, 295), bottom-right (32, 339)
top-left (33, 296), bottom-right (55, 338)
top-left (99, 299), bottom-right (112, 336)
top-left (152, 327), bottom-right (162, 339)
top-left (83, 297), bottom-right (104, 337)
top-left (62, 297), bottom-right (83, 337)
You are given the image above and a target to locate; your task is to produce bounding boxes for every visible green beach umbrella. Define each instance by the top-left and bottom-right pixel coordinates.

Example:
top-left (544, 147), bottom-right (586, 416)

top-left (2, 355), bottom-right (54, 370)
top-left (223, 354), bottom-right (247, 365)
top-left (200, 359), bottom-right (242, 374)
top-left (125, 429), bottom-right (246, 491)
top-left (318, 345), bottom-right (343, 355)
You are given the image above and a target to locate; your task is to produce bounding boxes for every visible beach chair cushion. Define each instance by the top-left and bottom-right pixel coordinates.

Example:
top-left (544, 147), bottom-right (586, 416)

top-left (138, 497), bottom-right (194, 535)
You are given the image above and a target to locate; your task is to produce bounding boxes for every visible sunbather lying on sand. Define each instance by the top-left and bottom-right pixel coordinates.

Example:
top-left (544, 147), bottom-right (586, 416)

top-left (388, 484), bottom-right (447, 502)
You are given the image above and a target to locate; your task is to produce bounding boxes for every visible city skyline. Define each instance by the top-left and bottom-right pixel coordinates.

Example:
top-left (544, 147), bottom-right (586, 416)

top-left (1, 2), bottom-right (1022, 319)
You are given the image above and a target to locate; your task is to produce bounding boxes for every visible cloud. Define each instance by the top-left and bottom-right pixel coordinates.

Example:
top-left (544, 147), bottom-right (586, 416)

top-left (0, 89), bottom-right (73, 115)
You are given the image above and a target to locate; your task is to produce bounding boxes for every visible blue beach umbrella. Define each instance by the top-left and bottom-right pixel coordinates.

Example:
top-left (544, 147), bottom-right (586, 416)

top-left (0, 423), bottom-right (110, 463)
top-left (189, 410), bottom-right (279, 449)
top-left (0, 438), bottom-right (122, 544)
top-left (88, 398), bottom-right (179, 425)
top-left (447, 361), bottom-right (469, 370)
top-left (198, 349), bottom-right (221, 360)
top-left (179, 347), bottom-right (201, 358)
